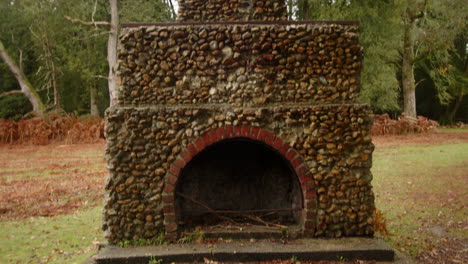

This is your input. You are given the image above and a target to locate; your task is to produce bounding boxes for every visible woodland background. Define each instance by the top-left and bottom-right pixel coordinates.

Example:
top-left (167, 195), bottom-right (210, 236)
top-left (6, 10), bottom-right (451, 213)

top-left (0, 0), bottom-right (467, 124)
top-left (0, 2), bottom-right (467, 263)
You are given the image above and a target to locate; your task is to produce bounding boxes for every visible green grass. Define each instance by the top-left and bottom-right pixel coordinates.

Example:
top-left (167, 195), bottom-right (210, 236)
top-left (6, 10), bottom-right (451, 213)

top-left (0, 207), bottom-right (102, 264)
top-left (372, 143), bottom-right (468, 256)
top-left (439, 127), bottom-right (468, 133)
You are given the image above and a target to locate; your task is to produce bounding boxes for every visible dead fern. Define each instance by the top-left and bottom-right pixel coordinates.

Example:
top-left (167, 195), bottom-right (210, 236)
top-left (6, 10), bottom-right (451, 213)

top-left (372, 114), bottom-right (439, 136)
top-left (373, 209), bottom-right (390, 237)
top-left (0, 115), bottom-right (104, 145)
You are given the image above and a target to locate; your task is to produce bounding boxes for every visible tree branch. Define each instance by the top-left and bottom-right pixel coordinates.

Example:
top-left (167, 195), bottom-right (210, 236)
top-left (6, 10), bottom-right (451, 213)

top-left (75, 31), bottom-right (111, 41)
top-left (176, 192), bottom-right (235, 223)
top-left (239, 214), bottom-right (287, 229)
top-left (91, 0), bottom-right (99, 28)
top-left (0, 40), bottom-right (45, 115)
top-left (197, 208), bottom-right (302, 214)
top-left (91, 75), bottom-right (109, 80)
top-left (0, 90), bottom-right (23, 98)
top-left (415, 78), bottom-right (426, 88)
top-left (19, 49), bottom-right (23, 71)
top-left (64, 15), bottom-right (110, 27)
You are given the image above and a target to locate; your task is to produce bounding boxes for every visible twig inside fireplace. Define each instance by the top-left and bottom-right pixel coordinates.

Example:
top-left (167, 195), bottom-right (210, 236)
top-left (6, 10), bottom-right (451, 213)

top-left (203, 208), bottom-right (302, 214)
top-left (176, 191), bottom-right (299, 229)
top-left (237, 213), bottom-right (287, 229)
top-left (176, 191), bottom-right (236, 223)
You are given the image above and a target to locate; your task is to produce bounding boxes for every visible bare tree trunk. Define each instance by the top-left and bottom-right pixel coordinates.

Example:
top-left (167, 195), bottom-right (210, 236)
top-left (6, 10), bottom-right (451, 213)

top-left (401, 0), bottom-right (427, 118)
top-left (51, 54), bottom-right (60, 110)
top-left (108, 0), bottom-right (119, 107)
top-left (0, 40), bottom-right (45, 116)
top-left (31, 24), bottom-right (61, 111)
top-left (166, 0), bottom-right (176, 20)
top-left (402, 19), bottom-right (417, 118)
top-left (448, 88), bottom-right (465, 123)
top-left (286, 0), bottom-right (294, 20)
top-left (43, 31), bottom-right (60, 110)
top-left (297, 0), bottom-right (312, 20)
top-left (65, 1), bottom-right (118, 108)
top-left (90, 83), bottom-right (100, 116)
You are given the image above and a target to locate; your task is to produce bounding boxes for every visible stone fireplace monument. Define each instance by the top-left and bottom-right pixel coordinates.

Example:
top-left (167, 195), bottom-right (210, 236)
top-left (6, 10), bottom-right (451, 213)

top-left (103, 0), bottom-right (375, 244)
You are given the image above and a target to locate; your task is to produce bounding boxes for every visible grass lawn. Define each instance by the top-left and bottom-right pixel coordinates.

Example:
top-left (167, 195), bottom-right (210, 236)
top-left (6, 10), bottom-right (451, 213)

top-left (373, 143), bottom-right (468, 260)
top-left (0, 130), bottom-right (467, 263)
top-left (0, 208), bottom-right (101, 264)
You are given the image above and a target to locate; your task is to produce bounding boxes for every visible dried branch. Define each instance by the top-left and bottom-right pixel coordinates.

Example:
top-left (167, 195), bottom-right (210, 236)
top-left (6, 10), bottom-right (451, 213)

top-left (0, 90), bottom-right (23, 98)
top-left (64, 15), bottom-right (110, 27)
top-left (239, 214), bottom-right (287, 229)
top-left (197, 208), bottom-right (301, 214)
top-left (176, 192), bottom-right (235, 223)
top-left (176, 192), bottom-right (292, 229)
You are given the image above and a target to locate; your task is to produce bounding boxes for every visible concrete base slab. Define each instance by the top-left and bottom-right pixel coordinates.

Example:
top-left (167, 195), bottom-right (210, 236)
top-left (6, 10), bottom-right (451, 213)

top-left (87, 238), bottom-right (397, 264)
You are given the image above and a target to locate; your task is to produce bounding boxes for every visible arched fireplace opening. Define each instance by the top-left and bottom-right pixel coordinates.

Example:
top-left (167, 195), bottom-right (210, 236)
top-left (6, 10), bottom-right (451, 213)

top-left (174, 137), bottom-right (303, 233)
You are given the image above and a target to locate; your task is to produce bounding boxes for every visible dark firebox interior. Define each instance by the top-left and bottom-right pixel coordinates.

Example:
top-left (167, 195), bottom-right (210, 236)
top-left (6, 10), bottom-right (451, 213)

top-left (175, 138), bottom-right (303, 228)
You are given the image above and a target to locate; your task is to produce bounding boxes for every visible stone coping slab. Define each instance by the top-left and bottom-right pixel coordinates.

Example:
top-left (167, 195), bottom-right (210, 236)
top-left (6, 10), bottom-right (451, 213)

top-left (107, 102), bottom-right (370, 110)
top-left (121, 21), bottom-right (360, 28)
top-left (91, 238), bottom-right (395, 264)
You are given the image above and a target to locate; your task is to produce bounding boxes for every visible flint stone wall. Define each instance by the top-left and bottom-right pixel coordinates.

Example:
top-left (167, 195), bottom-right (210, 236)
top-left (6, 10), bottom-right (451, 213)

top-left (104, 21), bottom-right (375, 244)
top-left (118, 23), bottom-right (361, 106)
top-left (177, 0), bottom-right (288, 22)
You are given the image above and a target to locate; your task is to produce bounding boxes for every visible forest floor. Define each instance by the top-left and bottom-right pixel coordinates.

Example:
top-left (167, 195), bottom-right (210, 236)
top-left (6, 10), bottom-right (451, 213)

top-left (0, 129), bottom-right (467, 264)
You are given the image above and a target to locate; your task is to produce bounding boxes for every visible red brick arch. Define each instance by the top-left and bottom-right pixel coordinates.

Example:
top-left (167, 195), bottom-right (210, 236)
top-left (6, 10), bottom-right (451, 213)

top-left (162, 126), bottom-right (316, 239)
